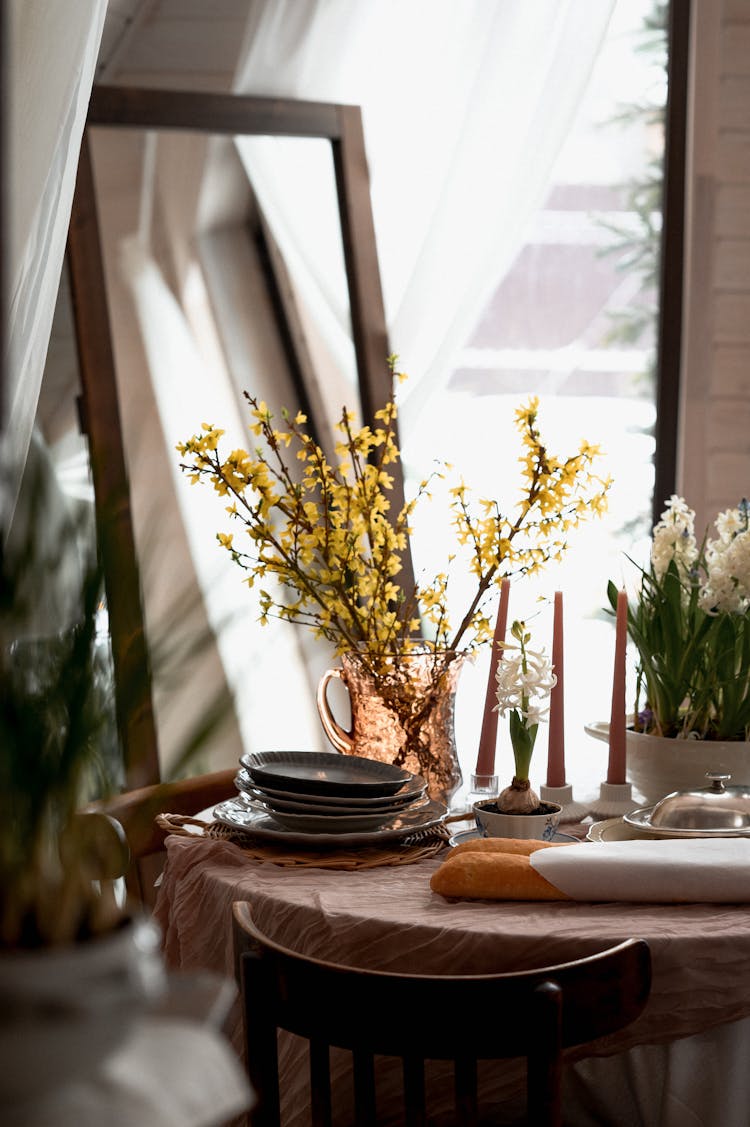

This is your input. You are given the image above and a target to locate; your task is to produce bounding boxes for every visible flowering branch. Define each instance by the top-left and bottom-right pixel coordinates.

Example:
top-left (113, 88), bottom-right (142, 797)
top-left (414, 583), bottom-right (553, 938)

top-left (177, 365), bottom-right (610, 679)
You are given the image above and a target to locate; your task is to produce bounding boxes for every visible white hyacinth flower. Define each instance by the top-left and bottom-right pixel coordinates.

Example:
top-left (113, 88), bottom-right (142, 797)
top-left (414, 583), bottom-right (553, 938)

top-left (495, 634), bottom-right (556, 729)
top-left (700, 500), bottom-right (750, 615)
top-left (651, 494), bottom-right (698, 582)
top-left (493, 620), bottom-right (556, 813)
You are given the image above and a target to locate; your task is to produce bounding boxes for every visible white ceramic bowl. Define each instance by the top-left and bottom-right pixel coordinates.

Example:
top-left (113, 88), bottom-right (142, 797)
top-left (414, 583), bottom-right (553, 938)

top-left (585, 721), bottom-right (750, 805)
top-left (472, 798), bottom-right (562, 841)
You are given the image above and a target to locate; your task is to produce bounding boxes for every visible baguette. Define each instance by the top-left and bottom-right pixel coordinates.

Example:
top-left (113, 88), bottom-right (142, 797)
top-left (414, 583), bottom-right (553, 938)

top-left (430, 850), bottom-right (571, 901)
top-left (449, 837), bottom-right (572, 859)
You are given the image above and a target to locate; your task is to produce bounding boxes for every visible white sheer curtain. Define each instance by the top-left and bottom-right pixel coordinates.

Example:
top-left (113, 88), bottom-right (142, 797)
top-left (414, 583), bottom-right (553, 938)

top-left (231, 0), bottom-right (616, 430)
top-left (5, 0), bottom-right (107, 522)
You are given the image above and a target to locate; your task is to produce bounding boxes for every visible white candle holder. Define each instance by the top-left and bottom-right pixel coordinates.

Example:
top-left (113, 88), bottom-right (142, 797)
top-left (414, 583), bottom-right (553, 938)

top-left (539, 782), bottom-right (590, 824)
top-left (470, 772), bottom-right (499, 795)
top-left (588, 780), bottom-right (641, 821)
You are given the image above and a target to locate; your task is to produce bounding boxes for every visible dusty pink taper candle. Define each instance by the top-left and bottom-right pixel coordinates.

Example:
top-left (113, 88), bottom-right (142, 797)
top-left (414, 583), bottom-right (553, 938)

top-left (607, 588), bottom-right (628, 785)
top-left (475, 578), bottom-right (511, 779)
top-left (546, 591), bottom-right (566, 788)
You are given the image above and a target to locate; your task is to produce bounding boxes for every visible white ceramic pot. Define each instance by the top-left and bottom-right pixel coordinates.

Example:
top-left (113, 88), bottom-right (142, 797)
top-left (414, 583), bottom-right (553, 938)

top-left (585, 721), bottom-right (750, 805)
top-left (0, 914), bottom-right (166, 1101)
top-left (472, 798), bottom-right (562, 841)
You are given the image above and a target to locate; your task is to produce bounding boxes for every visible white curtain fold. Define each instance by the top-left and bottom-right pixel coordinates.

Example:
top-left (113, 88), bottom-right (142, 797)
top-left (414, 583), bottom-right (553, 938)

top-left (5, 0), bottom-right (108, 524)
top-left (231, 0), bottom-right (615, 431)
top-left (234, 136), bottom-right (358, 398)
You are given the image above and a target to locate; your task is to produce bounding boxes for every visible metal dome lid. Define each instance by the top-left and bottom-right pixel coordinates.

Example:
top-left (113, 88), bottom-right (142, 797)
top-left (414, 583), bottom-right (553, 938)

top-left (624, 773), bottom-right (750, 837)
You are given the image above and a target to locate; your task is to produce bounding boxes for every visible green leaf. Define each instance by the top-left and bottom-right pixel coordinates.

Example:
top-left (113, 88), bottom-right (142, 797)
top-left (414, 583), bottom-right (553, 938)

top-left (509, 710), bottom-right (537, 780)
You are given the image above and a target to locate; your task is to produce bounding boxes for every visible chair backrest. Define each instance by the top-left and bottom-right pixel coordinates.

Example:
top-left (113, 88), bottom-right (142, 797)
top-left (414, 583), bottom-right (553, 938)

top-left (232, 901), bottom-right (651, 1127)
top-left (85, 768), bottom-right (237, 907)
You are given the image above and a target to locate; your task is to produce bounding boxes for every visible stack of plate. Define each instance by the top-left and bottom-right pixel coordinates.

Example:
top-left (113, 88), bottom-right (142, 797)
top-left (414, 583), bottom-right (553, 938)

top-left (212, 750), bottom-right (446, 845)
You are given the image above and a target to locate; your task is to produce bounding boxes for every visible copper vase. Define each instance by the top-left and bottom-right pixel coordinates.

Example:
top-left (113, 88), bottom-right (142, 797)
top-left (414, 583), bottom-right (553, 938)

top-left (316, 650), bottom-right (464, 807)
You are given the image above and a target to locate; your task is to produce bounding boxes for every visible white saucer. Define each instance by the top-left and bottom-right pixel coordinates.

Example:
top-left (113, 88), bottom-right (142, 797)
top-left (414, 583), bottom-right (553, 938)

top-left (586, 817), bottom-right (645, 842)
top-left (448, 827), bottom-right (578, 848)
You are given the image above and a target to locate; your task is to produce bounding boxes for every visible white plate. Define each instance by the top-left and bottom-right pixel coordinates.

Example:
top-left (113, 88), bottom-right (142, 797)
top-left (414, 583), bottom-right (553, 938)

top-left (586, 818), bottom-right (648, 842)
top-left (240, 750), bottom-right (415, 797)
top-left (211, 796), bottom-right (448, 847)
top-left (448, 827), bottom-right (578, 848)
top-left (234, 766), bottom-right (427, 809)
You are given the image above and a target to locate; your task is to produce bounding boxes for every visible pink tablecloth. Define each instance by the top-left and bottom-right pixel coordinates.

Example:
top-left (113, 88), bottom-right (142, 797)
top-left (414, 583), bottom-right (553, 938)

top-left (154, 834), bottom-right (750, 1126)
top-left (155, 834), bottom-right (750, 1050)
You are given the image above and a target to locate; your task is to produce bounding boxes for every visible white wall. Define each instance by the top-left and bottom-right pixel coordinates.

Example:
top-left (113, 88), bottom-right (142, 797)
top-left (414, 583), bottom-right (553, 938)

top-left (681, 0), bottom-right (750, 535)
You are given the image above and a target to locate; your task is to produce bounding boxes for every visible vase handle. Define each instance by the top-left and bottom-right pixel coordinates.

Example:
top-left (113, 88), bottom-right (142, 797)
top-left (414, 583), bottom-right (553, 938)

top-left (316, 667), bottom-right (353, 754)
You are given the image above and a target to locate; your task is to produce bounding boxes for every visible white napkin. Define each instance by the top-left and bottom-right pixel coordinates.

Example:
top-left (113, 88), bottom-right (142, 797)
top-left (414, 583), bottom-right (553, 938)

top-left (530, 838), bottom-right (750, 902)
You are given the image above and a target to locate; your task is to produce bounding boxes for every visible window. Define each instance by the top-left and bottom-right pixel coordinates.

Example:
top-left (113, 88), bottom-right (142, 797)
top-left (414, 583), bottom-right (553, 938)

top-left (400, 0), bottom-right (672, 801)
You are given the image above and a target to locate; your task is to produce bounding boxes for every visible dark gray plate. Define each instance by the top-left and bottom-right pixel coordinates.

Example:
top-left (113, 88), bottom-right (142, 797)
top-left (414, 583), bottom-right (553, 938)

top-left (237, 797), bottom-right (403, 834)
top-left (239, 750), bottom-right (415, 798)
top-left (234, 766), bottom-right (427, 809)
top-left (234, 775), bottom-right (429, 820)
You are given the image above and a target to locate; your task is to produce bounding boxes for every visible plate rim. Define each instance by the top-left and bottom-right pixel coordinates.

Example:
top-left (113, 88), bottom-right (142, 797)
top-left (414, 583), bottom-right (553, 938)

top-left (238, 796), bottom-right (401, 834)
top-left (235, 767), bottom-right (427, 808)
top-left (234, 777), bottom-right (430, 818)
top-left (586, 817), bottom-right (644, 842)
top-left (239, 750), bottom-right (415, 796)
top-left (448, 827), bottom-right (578, 848)
top-left (212, 795), bottom-right (447, 847)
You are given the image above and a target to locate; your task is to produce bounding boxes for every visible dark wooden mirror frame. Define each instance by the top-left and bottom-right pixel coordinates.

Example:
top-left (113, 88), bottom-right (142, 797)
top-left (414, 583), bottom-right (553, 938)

top-left (67, 86), bottom-right (405, 788)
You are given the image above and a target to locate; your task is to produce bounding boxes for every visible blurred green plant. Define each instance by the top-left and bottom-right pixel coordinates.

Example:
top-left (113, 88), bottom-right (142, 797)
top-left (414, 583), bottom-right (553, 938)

top-left (1, 471), bottom-right (125, 947)
top-left (0, 437), bottom-right (235, 947)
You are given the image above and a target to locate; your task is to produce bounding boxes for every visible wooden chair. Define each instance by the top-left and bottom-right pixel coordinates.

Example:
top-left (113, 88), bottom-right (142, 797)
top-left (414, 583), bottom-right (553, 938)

top-left (232, 901), bottom-right (651, 1127)
top-left (85, 768), bottom-right (237, 908)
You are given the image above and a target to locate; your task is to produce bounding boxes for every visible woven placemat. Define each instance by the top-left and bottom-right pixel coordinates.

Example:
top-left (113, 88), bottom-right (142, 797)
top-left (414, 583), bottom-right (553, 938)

top-left (156, 811), bottom-right (461, 870)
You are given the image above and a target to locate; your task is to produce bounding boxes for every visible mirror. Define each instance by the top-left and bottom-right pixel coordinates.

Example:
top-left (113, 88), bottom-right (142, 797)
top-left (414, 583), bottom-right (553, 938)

top-left (67, 87), bottom-right (408, 786)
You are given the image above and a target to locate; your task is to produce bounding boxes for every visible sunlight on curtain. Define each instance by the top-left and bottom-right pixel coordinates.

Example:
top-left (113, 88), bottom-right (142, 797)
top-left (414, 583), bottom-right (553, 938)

top-left (231, 0), bottom-right (616, 433)
top-left (403, 0), bottom-right (667, 803)
top-left (233, 137), bottom-right (357, 398)
top-left (117, 237), bottom-right (320, 758)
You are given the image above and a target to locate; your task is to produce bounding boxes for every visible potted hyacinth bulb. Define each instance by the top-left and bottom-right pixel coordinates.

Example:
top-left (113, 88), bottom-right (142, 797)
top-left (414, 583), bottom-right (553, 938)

top-left (473, 620), bottom-right (561, 839)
